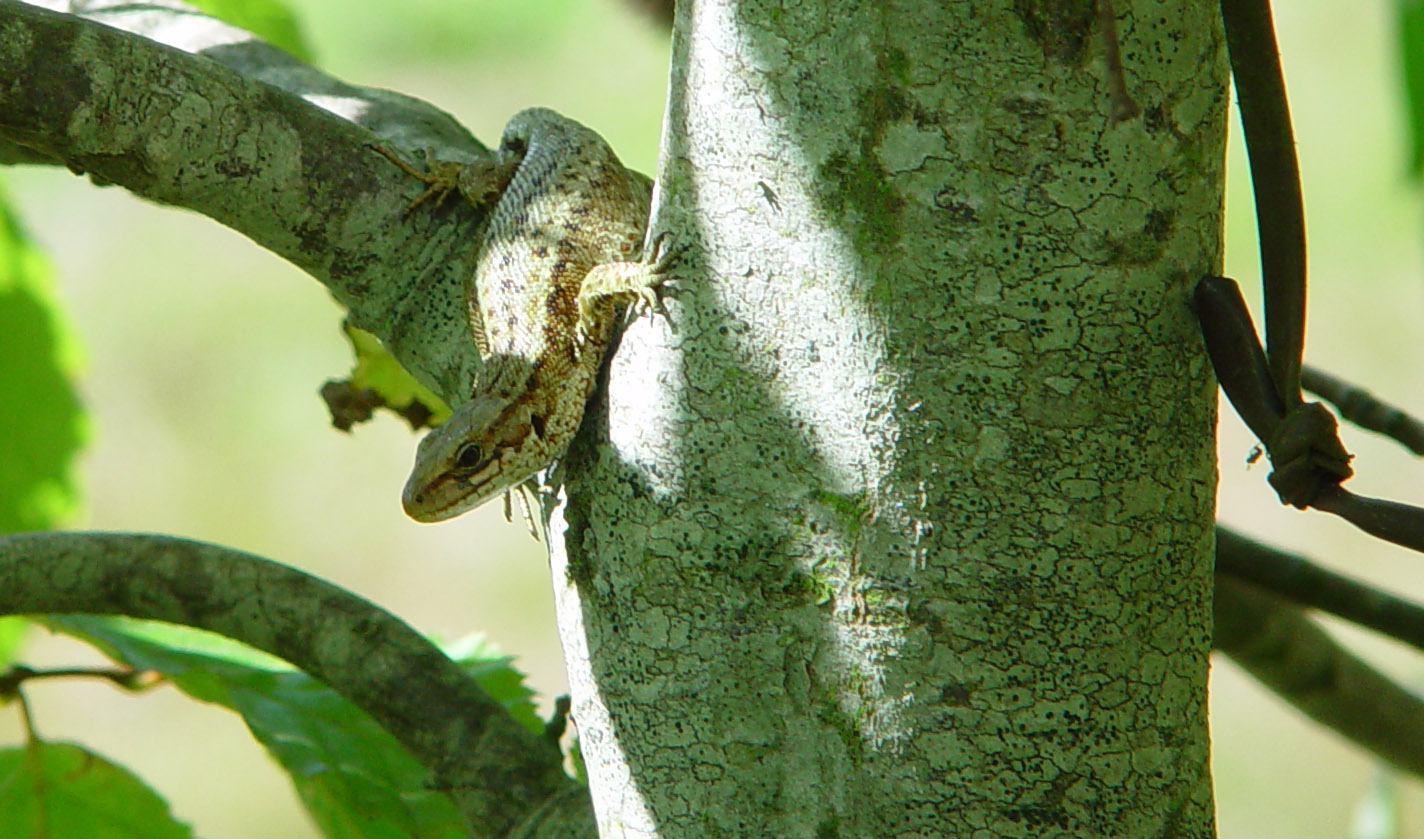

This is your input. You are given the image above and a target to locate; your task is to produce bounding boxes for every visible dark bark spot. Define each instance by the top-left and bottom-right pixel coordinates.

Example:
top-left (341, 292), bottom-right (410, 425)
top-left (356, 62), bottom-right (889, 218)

top-left (1013, 0), bottom-right (1097, 64)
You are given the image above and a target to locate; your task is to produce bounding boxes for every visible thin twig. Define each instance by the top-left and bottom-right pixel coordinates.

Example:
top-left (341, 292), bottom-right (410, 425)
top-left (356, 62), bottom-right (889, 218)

top-left (1303, 366), bottom-right (1424, 456)
top-left (1216, 570), bottom-right (1424, 777)
top-left (1217, 527), bottom-right (1424, 652)
top-left (0, 665), bottom-right (162, 698)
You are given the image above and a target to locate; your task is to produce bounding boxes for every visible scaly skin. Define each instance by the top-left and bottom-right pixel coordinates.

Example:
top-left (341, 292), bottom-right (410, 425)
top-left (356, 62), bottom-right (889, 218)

top-left (387, 108), bottom-right (665, 523)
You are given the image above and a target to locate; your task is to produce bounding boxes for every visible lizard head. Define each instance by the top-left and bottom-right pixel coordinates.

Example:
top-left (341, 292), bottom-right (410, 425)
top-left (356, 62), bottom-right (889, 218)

top-left (401, 392), bottom-right (543, 522)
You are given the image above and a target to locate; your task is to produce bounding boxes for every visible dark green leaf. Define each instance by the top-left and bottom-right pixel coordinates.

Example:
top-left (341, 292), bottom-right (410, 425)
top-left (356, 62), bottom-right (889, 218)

top-left (1398, 0), bottom-right (1424, 177)
top-left (47, 616), bottom-right (546, 839)
top-left (0, 742), bottom-right (195, 839)
top-left (443, 634), bottom-right (541, 735)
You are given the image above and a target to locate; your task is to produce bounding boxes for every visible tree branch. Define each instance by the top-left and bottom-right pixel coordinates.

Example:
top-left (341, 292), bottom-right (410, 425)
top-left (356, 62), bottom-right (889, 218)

top-left (1215, 572), bottom-right (1424, 777)
top-left (0, 531), bottom-right (593, 839)
top-left (1216, 527), bottom-right (1424, 652)
top-left (0, 0), bottom-right (486, 401)
top-left (0, 8), bottom-right (609, 834)
top-left (1303, 365), bottom-right (1424, 456)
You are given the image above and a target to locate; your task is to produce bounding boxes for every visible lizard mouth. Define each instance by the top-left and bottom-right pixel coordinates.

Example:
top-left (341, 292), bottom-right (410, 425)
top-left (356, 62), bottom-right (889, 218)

top-left (402, 467), bottom-right (494, 523)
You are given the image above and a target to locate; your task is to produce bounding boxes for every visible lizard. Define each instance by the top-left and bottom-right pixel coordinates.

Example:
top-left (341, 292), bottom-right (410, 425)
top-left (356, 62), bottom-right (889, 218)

top-left (375, 107), bottom-right (670, 524)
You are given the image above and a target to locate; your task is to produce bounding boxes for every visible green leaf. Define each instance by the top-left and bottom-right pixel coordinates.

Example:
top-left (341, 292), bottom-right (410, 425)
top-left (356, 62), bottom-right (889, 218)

top-left (47, 616), bottom-right (547, 838)
top-left (1350, 768), bottom-right (1399, 839)
top-left (442, 634), bottom-right (542, 735)
top-left (0, 742), bottom-right (194, 839)
top-left (240, 672), bottom-right (468, 839)
top-left (320, 0), bottom-right (578, 63)
top-left (184, 0), bottom-right (313, 60)
top-left (1398, 0), bottom-right (1424, 177)
top-left (0, 185), bottom-right (88, 533)
top-left (0, 617), bottom-right (31, 668)
top-left (343, 323), bottom-right (450, 426)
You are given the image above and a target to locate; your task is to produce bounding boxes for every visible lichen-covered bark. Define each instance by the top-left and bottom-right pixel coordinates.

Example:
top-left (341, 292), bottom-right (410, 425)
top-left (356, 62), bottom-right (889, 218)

top-left (551, 1), bottom-right (1225, 836)
top-left (0, 532), bottom-right (582, 839)
top-left (0, 0), bottom-right (488, 399)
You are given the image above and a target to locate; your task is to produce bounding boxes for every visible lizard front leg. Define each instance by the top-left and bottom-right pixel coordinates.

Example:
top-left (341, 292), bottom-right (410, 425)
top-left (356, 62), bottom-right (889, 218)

top-left (503, 479), bottom-right (543, 539)
top-left (369, 144), bottom-right (520, 216)
top-left (576, 232), bottom-right (680, 344)
top-left (390, 108), bottom-right (661, 526)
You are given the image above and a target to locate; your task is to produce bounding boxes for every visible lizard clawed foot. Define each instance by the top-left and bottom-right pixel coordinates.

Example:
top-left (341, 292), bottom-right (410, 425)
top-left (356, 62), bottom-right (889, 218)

top-left (645, 230), bottom-right (684, 275)
top-left (574, 231), bottom-right (684, 346)
top-left (502, 480), bottom-right (542, 540)
top-left (368, 143), bottom-right (466, 215)
top-left (369, 143), bottom-right (516, 217)
top-left (630, 230), bottom-right (685, 318)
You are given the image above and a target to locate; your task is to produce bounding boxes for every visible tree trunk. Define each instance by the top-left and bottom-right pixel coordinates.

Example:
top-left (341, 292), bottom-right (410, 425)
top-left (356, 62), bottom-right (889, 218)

top-left (550, 1), bottom-right (1226, 836)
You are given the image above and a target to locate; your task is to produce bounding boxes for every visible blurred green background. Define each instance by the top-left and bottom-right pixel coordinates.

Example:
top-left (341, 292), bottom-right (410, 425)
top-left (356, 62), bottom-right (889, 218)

top-left (3, 0), bottom-right (1424, 836)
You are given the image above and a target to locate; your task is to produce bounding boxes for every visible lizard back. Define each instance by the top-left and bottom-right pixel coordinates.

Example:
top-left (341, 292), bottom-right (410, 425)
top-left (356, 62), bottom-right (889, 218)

top-left (472, 107), bottom-right (653, 401)
top-left (400, 108), bottom-right (660, 522)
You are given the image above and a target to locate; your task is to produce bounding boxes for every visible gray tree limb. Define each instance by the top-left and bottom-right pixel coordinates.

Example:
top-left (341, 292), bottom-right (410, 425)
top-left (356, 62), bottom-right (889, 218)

top-left (0, 0), bottom-right (484, 401)
top-left (11, 0), bottom-right (1424, 834)
top-left (0, 531), bottom-right (592, 839)
top-left (548, 1), bottom-right (1223, 835)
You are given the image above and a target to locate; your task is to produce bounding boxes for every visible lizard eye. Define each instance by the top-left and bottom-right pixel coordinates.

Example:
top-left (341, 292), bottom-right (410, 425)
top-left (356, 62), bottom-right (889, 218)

top-left (453, 443), bottom-right (483, 470)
